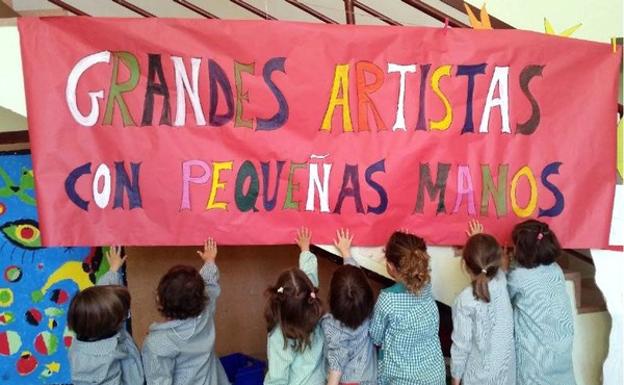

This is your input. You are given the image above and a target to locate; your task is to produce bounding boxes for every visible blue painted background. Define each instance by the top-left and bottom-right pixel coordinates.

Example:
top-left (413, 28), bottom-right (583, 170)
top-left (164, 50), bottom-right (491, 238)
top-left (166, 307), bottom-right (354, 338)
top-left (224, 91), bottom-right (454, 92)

top-left (0, 153), bottom-right (105, 385)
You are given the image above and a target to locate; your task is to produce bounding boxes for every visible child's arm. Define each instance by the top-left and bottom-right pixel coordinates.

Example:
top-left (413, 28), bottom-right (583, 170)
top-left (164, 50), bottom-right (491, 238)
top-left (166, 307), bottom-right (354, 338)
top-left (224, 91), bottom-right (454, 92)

top-left (296, 227), bottom-right (319, 287)
top-left (369, 293), bottom-right (389, 346)
top-left (96, 246), bottom-right (126, 286)
top-left (142, 340), bottom-right (175, 385)
top-left (197, 238), bottom-right (221, 311)
top-left (264, 331), bottom-right (295, 385)
top-left (120, 332), bottom-right (145, 385)
top-left (322, 318), bottom-right (349, 385)
top-left (450, 297), bottom-right (472, 385)
top-left (333, 228), bottom-right (359, 267)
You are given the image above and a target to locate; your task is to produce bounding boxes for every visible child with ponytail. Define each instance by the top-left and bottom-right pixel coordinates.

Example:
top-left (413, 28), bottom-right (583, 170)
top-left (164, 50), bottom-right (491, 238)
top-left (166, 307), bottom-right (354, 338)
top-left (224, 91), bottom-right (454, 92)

top-left (369, 231), bottom-right (445, 385)
top-left (264, 227), bottom-right (325, 385)
top-left (450, 220), bottom-right (515, 385)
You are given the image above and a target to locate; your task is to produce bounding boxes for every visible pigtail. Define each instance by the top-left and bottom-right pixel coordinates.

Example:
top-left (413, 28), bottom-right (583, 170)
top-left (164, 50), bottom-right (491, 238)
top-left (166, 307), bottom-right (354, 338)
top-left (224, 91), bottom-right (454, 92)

top-left (463, 234), bottom-right (502, 303)
top-left (264, 285), bottom-right (283, 333)
top-left (471, 267), bottom-right (495, 302)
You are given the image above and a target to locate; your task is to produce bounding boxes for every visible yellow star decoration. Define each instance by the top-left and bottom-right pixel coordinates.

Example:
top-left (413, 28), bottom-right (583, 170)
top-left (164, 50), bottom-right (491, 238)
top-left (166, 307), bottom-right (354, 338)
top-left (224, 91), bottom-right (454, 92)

top-left (544, 18), bottom-right (582, 37)
top-left (464, 2), bottom-right (492, 30)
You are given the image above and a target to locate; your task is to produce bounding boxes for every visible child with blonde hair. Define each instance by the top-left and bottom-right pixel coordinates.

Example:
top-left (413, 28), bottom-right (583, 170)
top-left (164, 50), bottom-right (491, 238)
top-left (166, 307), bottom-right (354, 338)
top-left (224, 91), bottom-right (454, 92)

top-left (369, 231), bottom-right (445, 385)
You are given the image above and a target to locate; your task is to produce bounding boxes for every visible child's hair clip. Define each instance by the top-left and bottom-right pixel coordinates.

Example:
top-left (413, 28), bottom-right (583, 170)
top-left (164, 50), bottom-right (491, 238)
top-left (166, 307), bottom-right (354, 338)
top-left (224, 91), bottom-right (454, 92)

top-left (277, 287), bottom-right (284, 294)
top-left (310, 291), bottom-right (316, 299)
top-left (537, 232), bottom-right (544, 240)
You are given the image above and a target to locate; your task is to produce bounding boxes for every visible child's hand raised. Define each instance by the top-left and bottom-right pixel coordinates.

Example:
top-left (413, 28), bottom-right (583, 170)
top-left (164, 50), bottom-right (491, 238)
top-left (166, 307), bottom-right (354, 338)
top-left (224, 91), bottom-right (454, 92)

top-left (197, 238), bottom-right (218, 263)
top-left (333, 228), bottom-right (353, 258)
top-left (466, 219), bottom-right (484, 237)
top-left (106, 246), bottom-right (127, 273)
top-left (295, 227), bottom-right (312, 252)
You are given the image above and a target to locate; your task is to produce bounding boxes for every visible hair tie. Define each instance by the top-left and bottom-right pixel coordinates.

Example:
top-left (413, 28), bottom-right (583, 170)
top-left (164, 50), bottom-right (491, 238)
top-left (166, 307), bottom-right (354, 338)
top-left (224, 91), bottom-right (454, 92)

top-left (537, 232), bottom-right (544, 241)
top-left (481, 268), bottom-right (487, 274)
top-left (310, 292), bottom-right (316, 299)
top-left (276, 287), bottom-right (284, 294)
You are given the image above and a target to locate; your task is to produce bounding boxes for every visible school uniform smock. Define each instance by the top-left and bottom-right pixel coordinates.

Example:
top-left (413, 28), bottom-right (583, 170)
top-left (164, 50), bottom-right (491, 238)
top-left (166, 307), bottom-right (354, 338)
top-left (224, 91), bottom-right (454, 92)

top-left (369, 282), bottom-right (445, 385)
top-left (264, 251), bottom-right (326, 385)
top-left (321, 258), bottom-right (377, 385)
top-left (142, 262), bottom-right (230, 385)
top-left (507, 263), bottom-right (576, 385)
top-left (321, 315), bottom-right (376, 385)
top-left (69, 271), bottom-right (144, 385)
top-left (451, 271), bottom-right (516, 385)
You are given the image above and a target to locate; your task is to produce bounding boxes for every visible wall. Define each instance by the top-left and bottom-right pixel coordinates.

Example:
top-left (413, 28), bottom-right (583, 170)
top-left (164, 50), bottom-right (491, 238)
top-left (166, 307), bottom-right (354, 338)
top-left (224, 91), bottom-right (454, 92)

top-left (0, 22), bottom-right (26, 126)
top-left (466, 0), bottom-right (622, 43)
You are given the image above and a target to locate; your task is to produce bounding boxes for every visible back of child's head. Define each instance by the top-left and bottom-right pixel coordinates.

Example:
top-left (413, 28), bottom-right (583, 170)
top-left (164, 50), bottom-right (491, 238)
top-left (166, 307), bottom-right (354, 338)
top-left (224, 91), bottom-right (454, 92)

top-left (157, 265), bottom-right (207, 320)
top-left (463, 233), bottom-right (502, 302)
top-left (328, 265), bottom-right (374, 330)
top-left (264, 267), bottom-right (323, 352)
top-left (512, 219), bottom-right (561, 268)
top-left (385, 231), bottom-right (430, 294)
top-left (68, 285), bottom-right (130, 341)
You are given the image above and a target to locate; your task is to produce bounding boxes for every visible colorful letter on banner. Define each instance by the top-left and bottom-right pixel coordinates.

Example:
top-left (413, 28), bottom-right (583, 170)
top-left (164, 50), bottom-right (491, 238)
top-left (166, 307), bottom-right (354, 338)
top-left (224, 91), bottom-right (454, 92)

top-left (17, 18), bottom-right (621, 248)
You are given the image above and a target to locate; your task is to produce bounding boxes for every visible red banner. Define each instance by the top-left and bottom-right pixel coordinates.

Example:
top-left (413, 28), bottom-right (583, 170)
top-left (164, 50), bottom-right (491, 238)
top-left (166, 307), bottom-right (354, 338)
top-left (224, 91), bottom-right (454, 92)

top-left (18, 17), bottom-right (620, 247)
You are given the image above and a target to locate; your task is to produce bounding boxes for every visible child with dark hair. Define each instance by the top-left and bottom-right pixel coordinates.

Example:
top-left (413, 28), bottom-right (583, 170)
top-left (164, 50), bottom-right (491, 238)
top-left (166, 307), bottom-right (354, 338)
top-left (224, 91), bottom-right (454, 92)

top-left (321, 229), bottom-right (376, 385)
top-left (369, 231), bottom-right (445, 385)
top-left (264, 227), bottom-right (325, 385)
top-left (142, 238), bottom-right (230, 385)
top-left (450, 221), bottom-right (515, 385)
top-left (67, 246), bottom-right (144, 385)
top-left (507, 220), bottom-right (576, 385)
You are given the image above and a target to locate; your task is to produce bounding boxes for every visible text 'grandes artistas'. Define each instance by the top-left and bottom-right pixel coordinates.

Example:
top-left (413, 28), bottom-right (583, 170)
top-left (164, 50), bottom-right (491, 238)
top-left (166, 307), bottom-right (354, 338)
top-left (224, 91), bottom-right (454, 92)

top-left (64, 52), bottom-right (561, 219)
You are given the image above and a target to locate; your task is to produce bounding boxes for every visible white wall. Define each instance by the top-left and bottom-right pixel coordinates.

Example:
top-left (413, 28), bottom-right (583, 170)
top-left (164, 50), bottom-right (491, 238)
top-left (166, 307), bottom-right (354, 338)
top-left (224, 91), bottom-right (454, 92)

top-left (466, 0), bottom-right (623, 43)
top-left (0, 23), bottom-right (26, 121)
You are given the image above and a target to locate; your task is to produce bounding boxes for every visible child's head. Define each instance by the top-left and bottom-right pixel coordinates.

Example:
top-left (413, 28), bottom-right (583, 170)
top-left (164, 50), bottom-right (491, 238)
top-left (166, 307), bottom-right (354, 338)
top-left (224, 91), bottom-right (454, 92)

top-left (512, 219), bottom-right (561, 268)
top-left (157, 265), bottom-right (207, 320)
top-left (264, 268), bottom-right (323, 352)
top-left (385, 231), bottom-right (430, 294)
top-left (463, 233), bottom-right (502, 302)
top-left (328, 265), bottom-right (374, 329)
top-left (68, 285), bottom-right (130, 341)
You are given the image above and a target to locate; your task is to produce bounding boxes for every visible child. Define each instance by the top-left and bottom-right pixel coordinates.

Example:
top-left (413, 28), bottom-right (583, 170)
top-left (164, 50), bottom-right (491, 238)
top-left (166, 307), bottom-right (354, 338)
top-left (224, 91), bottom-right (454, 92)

top-left (450, 221), bottom-right (515, 385)
top-left (507, 220), bottom-right (576, 385)
top-left (264, 227), bottom-right (326, 385)
top-left (67, 246), bottom-right (144, 385)
top-left (322, 229), bottom-right (377, 385)
top-left (369, 231), bottom-right (445, 385)
top-left (142, 238), bottom-right (230, 385)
